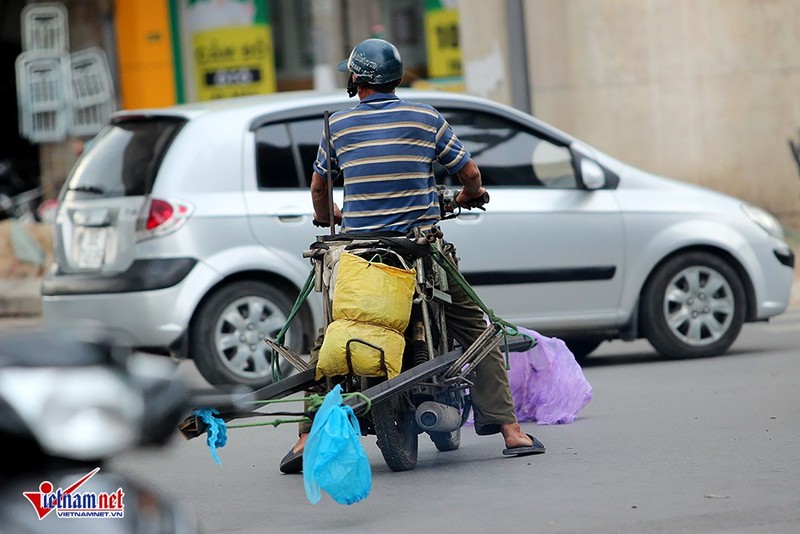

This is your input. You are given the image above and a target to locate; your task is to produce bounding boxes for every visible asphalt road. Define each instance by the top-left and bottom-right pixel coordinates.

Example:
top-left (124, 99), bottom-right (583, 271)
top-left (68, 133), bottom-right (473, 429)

top-left (3, 311), bottom-right (799, 533)
top-left (106, 309), bottom-right (800, 534)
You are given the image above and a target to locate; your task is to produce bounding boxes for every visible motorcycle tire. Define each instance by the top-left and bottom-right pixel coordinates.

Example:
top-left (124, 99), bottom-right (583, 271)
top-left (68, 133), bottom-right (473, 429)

top-left (367, 378), bottom-right (419, 472)
top-left (429, 428), bottom-right (461, 452)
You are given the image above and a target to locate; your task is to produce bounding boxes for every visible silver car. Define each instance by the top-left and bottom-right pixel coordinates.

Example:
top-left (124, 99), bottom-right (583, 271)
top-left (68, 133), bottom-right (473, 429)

top-left (42, 89), bottom-right (795, 387)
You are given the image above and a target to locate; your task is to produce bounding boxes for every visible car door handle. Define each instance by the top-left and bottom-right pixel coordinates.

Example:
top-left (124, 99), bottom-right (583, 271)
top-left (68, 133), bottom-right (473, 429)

top-left (277, 214), bottom-right (305, 223)
top-left (456, 212), bottom-right (482, 222)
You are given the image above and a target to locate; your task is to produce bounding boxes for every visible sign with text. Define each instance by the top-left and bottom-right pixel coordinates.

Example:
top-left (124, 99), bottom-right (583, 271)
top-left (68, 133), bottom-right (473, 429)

top-left (184, 0), bottom-right (276, 101)
top-left (424, 4), bottom-right (461, 79)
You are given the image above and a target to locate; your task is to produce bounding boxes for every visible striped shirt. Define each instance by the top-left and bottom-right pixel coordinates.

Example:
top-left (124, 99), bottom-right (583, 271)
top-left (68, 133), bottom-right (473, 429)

top-left (313, 93), bottom-right (471, 233)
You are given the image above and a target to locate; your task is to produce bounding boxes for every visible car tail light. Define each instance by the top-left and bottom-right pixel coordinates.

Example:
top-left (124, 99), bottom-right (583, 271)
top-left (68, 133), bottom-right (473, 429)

top-left (137, 197), bottom-right (193, 240)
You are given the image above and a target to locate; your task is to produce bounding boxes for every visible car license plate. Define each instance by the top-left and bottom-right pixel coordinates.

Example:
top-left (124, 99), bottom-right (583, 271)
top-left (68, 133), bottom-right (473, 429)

top-left (77, 227), bottom-right (108, 269)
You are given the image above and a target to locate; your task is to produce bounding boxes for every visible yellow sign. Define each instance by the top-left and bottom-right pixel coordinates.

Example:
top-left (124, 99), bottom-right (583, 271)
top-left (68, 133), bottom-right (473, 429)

top-left (193, 26), bottom-right (276, 100)
top-left (424, 8), bottom-right (461, 79)
top-left (114, 0), bottom-right (176, 108)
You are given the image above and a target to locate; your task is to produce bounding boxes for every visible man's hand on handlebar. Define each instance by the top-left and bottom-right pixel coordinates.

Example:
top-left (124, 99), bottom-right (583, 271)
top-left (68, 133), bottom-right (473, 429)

top-left (455, 187), bottom-right (490, 210)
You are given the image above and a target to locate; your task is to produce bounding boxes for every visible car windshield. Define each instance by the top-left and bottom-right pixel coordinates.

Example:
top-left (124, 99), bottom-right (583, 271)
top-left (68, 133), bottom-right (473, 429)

top-left (64, 117), bottom-right (186, 197)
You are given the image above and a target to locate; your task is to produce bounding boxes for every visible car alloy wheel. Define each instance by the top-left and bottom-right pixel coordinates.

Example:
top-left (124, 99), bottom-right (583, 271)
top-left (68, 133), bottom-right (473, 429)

top-left (213, 295), bottom-right (290, 378)
top-left (662, 265), bottom-right (734, 347)
top-left (641, 251), bottom-right (746, 359)
top-left (191, 280), bottom-right (305, 387)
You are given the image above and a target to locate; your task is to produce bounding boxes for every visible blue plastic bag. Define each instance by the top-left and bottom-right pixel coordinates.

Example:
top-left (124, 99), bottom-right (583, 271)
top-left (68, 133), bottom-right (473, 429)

top-left (193, 408), bottom-right (227, 464)
top-left (303, 384), bottom-right (372, 505)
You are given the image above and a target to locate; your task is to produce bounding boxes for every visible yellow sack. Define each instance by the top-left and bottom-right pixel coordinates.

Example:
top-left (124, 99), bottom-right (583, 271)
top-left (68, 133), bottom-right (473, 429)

top-left (317, 319), bottom-right (405, 379)
top-left (332, 252), bottom-right (416, 332)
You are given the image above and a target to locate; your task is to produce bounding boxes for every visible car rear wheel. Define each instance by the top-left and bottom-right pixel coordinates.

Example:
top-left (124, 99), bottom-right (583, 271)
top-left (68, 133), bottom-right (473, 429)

top-left (641, 252), bottom-right (745, 359)
top-left (191, 280), bottom-right (304, 387)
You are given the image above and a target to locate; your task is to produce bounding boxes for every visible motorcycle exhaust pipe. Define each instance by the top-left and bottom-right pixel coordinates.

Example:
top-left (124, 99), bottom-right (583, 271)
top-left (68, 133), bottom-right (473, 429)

top-left (415, 401), bottom-right (462, 433)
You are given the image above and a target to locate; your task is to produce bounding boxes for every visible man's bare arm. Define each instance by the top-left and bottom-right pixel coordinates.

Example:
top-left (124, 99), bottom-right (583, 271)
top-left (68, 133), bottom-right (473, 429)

top-left (454, 159), bottom-right (487, 206)
top-left (310, 171), bottom-right (342, 226)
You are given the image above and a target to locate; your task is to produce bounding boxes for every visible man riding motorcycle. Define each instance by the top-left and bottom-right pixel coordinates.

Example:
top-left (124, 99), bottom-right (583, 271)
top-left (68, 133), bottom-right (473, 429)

top-left (280, 38), bottom-right (545, 474)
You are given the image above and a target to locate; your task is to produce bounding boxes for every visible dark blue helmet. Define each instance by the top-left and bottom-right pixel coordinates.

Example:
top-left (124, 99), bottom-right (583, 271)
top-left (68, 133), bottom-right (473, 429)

top-left (337, 38), bottom-right (404, 85)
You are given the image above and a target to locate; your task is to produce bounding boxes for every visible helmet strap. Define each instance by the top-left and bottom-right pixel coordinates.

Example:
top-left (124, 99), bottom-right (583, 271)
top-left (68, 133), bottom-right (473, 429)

top-left (346, 75), bottom-right (358, 98)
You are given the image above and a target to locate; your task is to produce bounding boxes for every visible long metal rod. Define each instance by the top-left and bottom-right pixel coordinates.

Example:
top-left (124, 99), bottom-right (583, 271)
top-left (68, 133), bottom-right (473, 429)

top-left (323, 109), bottom-right (335, 236)
top-left (228, 369), bottom-right (316, 411)
top-left (193, 344), bottom-right (465, 424)
top-left (415, 255), bottom-right (437, 362)
top-left (443, 324), bottom-right (501, 380)
top-left (262, 338), bottom-right (311, 372)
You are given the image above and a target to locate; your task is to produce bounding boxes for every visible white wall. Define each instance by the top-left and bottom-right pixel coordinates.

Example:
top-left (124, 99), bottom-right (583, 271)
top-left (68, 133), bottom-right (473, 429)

top-left (458, 0), bottom-right (800, 225)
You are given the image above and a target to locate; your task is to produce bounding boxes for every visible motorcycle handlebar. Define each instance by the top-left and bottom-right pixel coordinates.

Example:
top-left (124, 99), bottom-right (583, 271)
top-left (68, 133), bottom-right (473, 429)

top-left (439, 187), bottom-right (490, 214)
top-left (458, 190), bottom-right (490, 210)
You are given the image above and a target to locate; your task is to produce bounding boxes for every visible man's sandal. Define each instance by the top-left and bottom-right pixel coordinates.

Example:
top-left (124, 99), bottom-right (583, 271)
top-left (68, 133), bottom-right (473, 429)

top-left (279, 448), bottom-right (303, 474)
top-left (501, 433), bottom-right (546, 456)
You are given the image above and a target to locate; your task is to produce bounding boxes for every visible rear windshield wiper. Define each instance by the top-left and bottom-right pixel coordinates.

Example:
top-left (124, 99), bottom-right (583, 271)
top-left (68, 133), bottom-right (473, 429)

top-left (67, 185), bottom-right (105, 194)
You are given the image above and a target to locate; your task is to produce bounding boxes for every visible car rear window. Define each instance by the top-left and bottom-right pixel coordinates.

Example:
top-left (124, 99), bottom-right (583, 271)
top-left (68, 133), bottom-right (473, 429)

top-left (63, 117), bottom-right (186, 198)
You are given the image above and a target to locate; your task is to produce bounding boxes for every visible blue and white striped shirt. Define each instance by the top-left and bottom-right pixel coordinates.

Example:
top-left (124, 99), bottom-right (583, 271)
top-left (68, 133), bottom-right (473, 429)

top-left (313, 93), bottom-right (470, 233)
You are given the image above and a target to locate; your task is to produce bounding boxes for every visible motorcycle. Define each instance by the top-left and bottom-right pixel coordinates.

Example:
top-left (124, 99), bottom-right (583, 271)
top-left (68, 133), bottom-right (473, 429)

top-left (0, 325), bottom-right (220, 533)
top-left (179, 186), bottom-right (533, 472)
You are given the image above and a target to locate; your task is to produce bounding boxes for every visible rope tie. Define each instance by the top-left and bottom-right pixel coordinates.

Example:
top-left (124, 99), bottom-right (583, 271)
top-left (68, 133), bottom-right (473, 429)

top-left (430, 245), bottom-right (522, 369)
top-left (270, 268), bottom-right (316, 381)
top-left (217, 391), bottom-right (373, 431)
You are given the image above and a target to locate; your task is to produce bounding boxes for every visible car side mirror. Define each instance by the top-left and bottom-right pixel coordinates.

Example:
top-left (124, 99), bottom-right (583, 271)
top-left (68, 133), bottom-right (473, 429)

top-left (579, 159), bottom-right (605, 190)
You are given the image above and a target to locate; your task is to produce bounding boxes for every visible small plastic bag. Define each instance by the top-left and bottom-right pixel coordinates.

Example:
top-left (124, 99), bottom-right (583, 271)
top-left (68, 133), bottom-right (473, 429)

top-left (303, 384), bottom-right (372, 505)
top-left (193, 408), bottom-right (227, 465)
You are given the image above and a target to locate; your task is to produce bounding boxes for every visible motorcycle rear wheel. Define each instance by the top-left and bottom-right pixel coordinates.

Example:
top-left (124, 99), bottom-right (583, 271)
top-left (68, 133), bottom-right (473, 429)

top-left (367, 378), bottom-right (418, 472)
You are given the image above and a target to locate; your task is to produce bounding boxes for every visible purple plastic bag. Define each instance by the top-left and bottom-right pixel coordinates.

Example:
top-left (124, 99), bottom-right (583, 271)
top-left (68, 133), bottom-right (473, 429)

top-left (467, 327), bottom-right (592, 425)
top-left (507, 327), bottom-right (592, 424)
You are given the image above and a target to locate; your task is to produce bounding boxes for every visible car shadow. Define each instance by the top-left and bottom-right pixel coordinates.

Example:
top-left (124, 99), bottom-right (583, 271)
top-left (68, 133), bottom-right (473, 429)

top-left (580, 344), bottom-right (788, 368)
